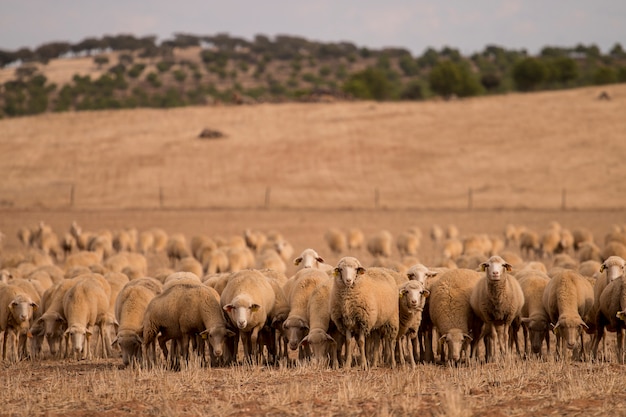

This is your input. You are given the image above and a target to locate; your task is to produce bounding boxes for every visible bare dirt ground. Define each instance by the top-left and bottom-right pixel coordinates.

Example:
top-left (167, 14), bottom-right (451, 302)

top-left (1, 85), bottom-right (626, 416)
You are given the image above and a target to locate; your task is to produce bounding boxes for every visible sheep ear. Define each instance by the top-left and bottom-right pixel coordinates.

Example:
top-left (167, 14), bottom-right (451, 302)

top-left (600, 264), bottom-right (606, 272)
top-left (422, 289), bottom-right (430, 298)
top-left (480, 263), bottom-right (488, 271)
top-left (580, 322), bottom-right (589, 330)
top-left (463, 334), bottom-right (473, 342)
top-left (551, 323), bottom-right (560, 335)
top-left (293, 257), bottom-right (302, 266)
top-left (333, 268), bottom-right (340, 277)
top-left (504, 263), bottom-right (512, 272)
top-left (298, 335), bottom-right (309, 348)
top-left (111, 337), bottom-right (118, 347)
top-left (226, 330), bottom-right (236, 338)
top-left (31, 302), bottom-right (39, 311)
top-left (521, 317), bottom-right (531, 324)
top-left (426, 271), bottom-right (438, 278)
top-left (439, 335), bottom-right (446, 342)
top-left (199, 330), bottom-right (209, 339)
top-left (399, 289), bottom-right (407, 299)
top-left (250, 304), bottom-right (261, 312)
top-left (617, 311), bottom-right (626, 322)
top-left (316, 257), bottom-right (325, 263)
top-left (86, 329), bottom-right (92, 336)
top-left (223, 304), bottom-right (234, 313)
top-left (356, 267), bottom-right (366, 275)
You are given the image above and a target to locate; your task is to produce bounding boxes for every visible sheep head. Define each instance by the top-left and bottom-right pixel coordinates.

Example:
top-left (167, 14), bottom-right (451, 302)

top-left (334, 257), bottom-right (365, 288)
top-left (600, 256), bottom-right (626, 281)
top-left (406, 264), bottom-right (437, 285)
top-left (480, 256), bottom-right (512, 281)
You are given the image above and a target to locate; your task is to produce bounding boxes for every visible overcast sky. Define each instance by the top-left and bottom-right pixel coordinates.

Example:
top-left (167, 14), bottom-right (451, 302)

top-left (1, 1), bottom-right (625, 56)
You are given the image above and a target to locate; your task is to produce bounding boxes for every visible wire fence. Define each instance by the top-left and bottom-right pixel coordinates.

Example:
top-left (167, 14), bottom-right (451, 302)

top-left (1, 183), bottom-right (625, 212)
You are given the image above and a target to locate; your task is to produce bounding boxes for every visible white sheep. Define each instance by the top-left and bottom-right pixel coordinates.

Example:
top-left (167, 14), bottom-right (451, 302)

top-left (255, 248), bottom-right (286, 274)
top-left (63, 251), bottom-right (103, 273)
top-left (175, 256), bottom-right (204, 277)
top-left (324, 228), bottom-right (347, 255)
top-left (346, 228), bottom-right (364, 250)
top-left (330, 257), bottom-right (399, 369)
top-left (113, 277), bottom-right (163, 366)
top-left (63, 276), bottom-right (110, 360)
top-left (166, 233), bottom-right (191, 266)
top-left (396, 231), bottom-right (420, 257)
top-left (429, 269), bottom-right (482, 364)
top-left (515, 269), bottom-right (551, 357)
top-left (226, 246), bottom-right (255, 272)
top-left (430, 224), bottom-right (444, 244)
top-left (366, 230), bottom-right (393, 258)
top-left (542, 269), bottom-right (594, 360)
top-left (441, 238), bottom-right (463, 260)
top-left (405, 263), bottom-right (438, 286)
top-left (572, 227), bottom-right (594, 250)
top-left (591, 265), bottom-right (626, 362)
top-left (103, 252), bottom-right (148, 277)
top-left (220, 269), bottom-right (276, 363)
top-left (396, 280), bottom-right (430, 367)
top-left (293, 248), bottom-right (333, 272)
top-left (203, 248), bottom-right (230, 275)
top-left (470, 255), bottom-right (525, 361)
top-left (0, 284), bottom-right (39, 361)
top-left (243, 229), bottom-right (267, 252)
top-left (138, 230), bottom-right (155, 255)
top-left (519, 229), bottom-right (540, 259)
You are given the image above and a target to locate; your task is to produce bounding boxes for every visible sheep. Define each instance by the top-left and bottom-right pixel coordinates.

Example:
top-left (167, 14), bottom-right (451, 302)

top-left (282, 268), bottom-right (331, 359)
top-left (220, 269), bottom-right (276, 363)
top-left (225, 246), bottom-right (255, 272)
top-left (396, 231), bottom-right (420, 257)
top-left (463, 234), bottom-right (492, 257)
top-left (202, 248), bottom-right (230, 275)
top-left (601, 241), bottom-right (626, 262)
top-left (578, 260), bottom-right (602, 279)
top-left (572, 227), bottom-right (594, 250)
top-left (298, 279), bottom-right (342, 368)
top-left (396, 280), bottom-right (431, 367)
top-left (293, 248), bottom-right (332, 271)
top-left (590, 256), bottom-right (626, 355)
top-left (324, 228), bottom-right (347, 255)
top-left (137, 230), bottom-right (155, 255)
top-left (257, 269), bottom-right (290, 363)
top-left (346, 228), bottom-right (364, 250)
top-left (577, 242), bottom-right (603, 263)
top-left (63, 251), bottom-right (103, 273)
top-left (366, 230), bottom-right (393, 258)
top-left (515, 269), bottom-right (551, 357)
top-left (163, 271), bottom-right (202, 290)
top-left (441, 238), bottom-right (463, 260)
top-left (113, 278), bottom-right (163, 366)
top-left (539, 229), bottom-right (562, 259)
top-left (255, 248), bottom-right (286, 274)
top-left (142, 282), bottom-right (235, 369)
top-left (542, 269), bottom-right (594, 360)
top-left (592, 271), bottom-right (626, 363)
top-left (330, 257), bottom-right (399, 369)
top-left (166, 234), bottom-right (191, 266)
top-left (406, 263), bottom-right (438, 286)
top-left (428, 269), bottom-right (482, 364)
top-left (113, 229), bottom-right (136, 253)
top-left (430, 224), bottom-right (444, 244)
top-left (504, 224), bottom-right (524, 248)
top-left (0, 284), bottom-right (39, 361)
top-left (175, 256), bottom-right (204, 277)
top-left (99, 272), bottom-right (129, 357)
top-left (243, 229), bottom-right (267, 252)
top-left (470, 255), bottom-right (525, 361)
top-left (519, 230), bottom-right (540, 259)
top-left (103, 252), bottom-right (148, 277)
top-left (63, 276), bottom-right (110, 360)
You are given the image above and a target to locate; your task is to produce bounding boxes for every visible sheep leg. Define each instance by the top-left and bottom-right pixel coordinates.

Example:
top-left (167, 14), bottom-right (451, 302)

top-left (344, 329), bottom-right (353, 369)
top-left (357, 332), bottom-right (368, 370)
top-left (617, 329), bottom-right (624, 364)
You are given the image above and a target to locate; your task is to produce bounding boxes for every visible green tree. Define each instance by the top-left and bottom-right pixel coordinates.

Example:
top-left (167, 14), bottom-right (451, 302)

top-left (428, 61), bottom-right (483, 98)
top-left (342, 67), bottom-right (394, 100)
top-left (512, 58), bottom-right (547, 91)
top-left (593, 67), bottom-right (617, 85)
top-left (94, 55), bottom-right (109, 69)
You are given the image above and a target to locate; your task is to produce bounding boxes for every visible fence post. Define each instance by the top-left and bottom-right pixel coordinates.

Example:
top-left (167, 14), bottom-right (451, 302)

top-left (561, 188), bottom-right (566, 210)
top-left (374, 188), bottom-right (380, 209)
top-left (468, 188), bottom-right (473, 210)
top-left (265, 187), bottom-right (271, 209)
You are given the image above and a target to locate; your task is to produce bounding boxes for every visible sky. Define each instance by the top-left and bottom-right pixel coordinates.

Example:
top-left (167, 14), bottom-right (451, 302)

top-left (1, 1), bottom-right (625, 56)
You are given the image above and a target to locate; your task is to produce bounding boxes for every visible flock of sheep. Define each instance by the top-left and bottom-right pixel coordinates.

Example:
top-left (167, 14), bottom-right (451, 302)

top-left (1, 218), bottom-right (626, 369)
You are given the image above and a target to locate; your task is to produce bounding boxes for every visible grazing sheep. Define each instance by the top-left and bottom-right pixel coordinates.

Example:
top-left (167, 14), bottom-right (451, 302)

top-left (175, 256), bottom-right (204, 277)
top-left (542, 269), bottom-right (594, 360)
top-left (470, 255), bottom-right (525, 361)
top-left (429, 269), bottom-right (482, 363)
top-left (258, 269), bottom-right (290, 363)
top-left (255, 248), bottom-right (286, 274)
top-left (572, 227), bottom-right (594, 250)
top-left (113, 229), bottom-right (136, 253)
top-left (346, 228), bottom-right (365, 250)
top-left (220, 269), bottom-right (276, 363)
top-left (324, 228), bottom-right (347, 255)
top-left (396, 231), bottom-right (420, 257)
top-left (590, 256), bottom-right (626, 354)
top-left (519, 230), bottom-right (540, 259)
top-left (442, 238), bottom-right (463, 260)
top-left (430, 225), bottom-right (444, 244)
top-left (396, 280), bottom-right (431, 367)
top-left (137, 230), bottom-right (155, 255)
top-left (35, 279), bottom-right (80, 358)
top-left (143, 282), bottom-right (235, 369)
top-left (515, 269), bottom-right (551, 357)
top-left (63, 251), bottom-right (103, 272)
top-left (103, 252), bottom-right (148, 277)
top-left (293, 248), bottom-right (332, 271)
top-left (282, 268), bottom-right (330, 358)
top-left (463, 234), bottom-right (492, 257)
top-left (0, 284), bottom-right (39, 361)
top-left (203, 248), bottom-right (230, 275)
top-left (226, 246), bottom-right (255, 272)
top-left (166, 234), bottom-right (191, 266)
top-left (601, 241), bottom-right (626, 262)
top-left (366, 230), bottom-right (393, 258)
top-left (243, 229), bottom-right (267, 252)
top-left (63, 276), bottom-right (110, 360)
top-left (577, 242), bottom-right (603, 263)
top-left (592, 271), bottom-right (626, 363)
top-left (504, 224), bottom-right (524, 248)
top-left (113, 278), bottom-right (163, 366)
top-left (330, 257), bottom-right (399, 369)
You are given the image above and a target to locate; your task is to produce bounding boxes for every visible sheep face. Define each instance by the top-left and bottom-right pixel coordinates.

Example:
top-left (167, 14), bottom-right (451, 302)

top-left (400, 282), bottom-right (430, 311)
top-left (600, 256), bottom-right (626, 281)
top-left (299, 330), bottom-right (335, 364)
top-left (553, 318), bottom-right (588, 350)
top-left (9, 295), bottom-right (38, 328)
top-left (334, 257), bottom-right (365, 288)
top-left (293, 249), bottom-right (324, 269)
top-left (440, 330), bottom-right (471, 362)
top-left (29, 319), bottom-right (46, 359)
top-left (65, 324), bottom-right (92, 358)
top-left (114, 331), bottom-right (143, 366)
top-left (42, 313), bottom-right (67, 356)
top-left (522, 317), bottom-right (549, 355)
top-left (200, 327), bottom-right (236, 358)
top-left (406, 265), bottom-right (437, 285)
top-left (480, 256), bottom-right (512, 281)
top-left (283, 317), bottom-right (309, 351)
top-left (223, 295), bottom-right (260, 330)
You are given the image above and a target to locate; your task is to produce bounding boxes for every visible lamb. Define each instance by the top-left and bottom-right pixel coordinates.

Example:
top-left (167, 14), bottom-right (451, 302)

top-left (282, 268), bottom-right (331, 358)
top-left (330, 257), bottom-right (399, 369)
top-left (396, 280), bottom-right (431, 367)
top-left (113, 278), bottom-right (163, 366)
top-left (346, 228), bottom-right (364, 250)
top-left (293, 248), bottom-right (333, 272)
top-left (515, 269), bottom-right (551, 357)
top-left (592, 270), bottom-right (626, 363)
top-left (220, 269), bottom-right (276, 363)
top-left (542, 269), bottom-right (594, 360)
top-left (63, 276), bottom-right (110, 360)
top-left (396, 231), bottom-right (420, 257)
top-left (470, 255), bottom-right (525, 361)
top-left (0, 284), bottom-right (39, 361)
top-left (428, 269), bottom-right (482, 363)
top-left (366, 230), bottom-right (393, 258)
top-left (142, 282), bottom-right (235, 369)
top-left (324, 228), bottom-right (347, 255)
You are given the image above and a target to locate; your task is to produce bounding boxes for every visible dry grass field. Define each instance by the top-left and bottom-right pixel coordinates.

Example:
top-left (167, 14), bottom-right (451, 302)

top-left (1, 84), bottom-right (626, 416)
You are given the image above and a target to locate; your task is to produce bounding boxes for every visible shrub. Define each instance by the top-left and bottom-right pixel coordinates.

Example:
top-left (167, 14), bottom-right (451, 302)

top-left (593, 67), bottom-right (617, 85)
top-left (429, 60), bottom-right (483, 98)
top-left (342, 67), bottom-right (394, 100)
top-left (512, 57), bottom-right (548, 91)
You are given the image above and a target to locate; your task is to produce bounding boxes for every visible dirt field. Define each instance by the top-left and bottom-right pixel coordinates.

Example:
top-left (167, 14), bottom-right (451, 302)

top-left (1, 85), bottom-right (626, 416)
